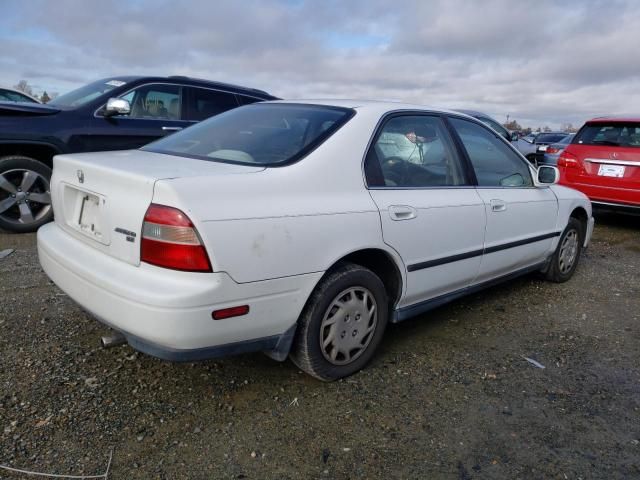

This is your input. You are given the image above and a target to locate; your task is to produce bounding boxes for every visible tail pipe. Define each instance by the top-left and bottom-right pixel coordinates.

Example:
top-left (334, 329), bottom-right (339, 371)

top-left (100, 331), bottom-right (126, 349)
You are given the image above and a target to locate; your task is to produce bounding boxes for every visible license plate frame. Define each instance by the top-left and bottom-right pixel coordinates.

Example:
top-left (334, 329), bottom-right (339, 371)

top-left (597, 164), bottom-right (625, 178)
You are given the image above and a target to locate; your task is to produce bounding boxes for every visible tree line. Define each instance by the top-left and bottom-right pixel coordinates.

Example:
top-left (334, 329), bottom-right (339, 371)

top-left (13, 79), bottom-right (58, 103)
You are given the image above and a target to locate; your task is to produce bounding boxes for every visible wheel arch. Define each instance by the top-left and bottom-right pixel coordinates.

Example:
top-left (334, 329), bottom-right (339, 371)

top-left (322, 247), bottom-right (405, 311)
top-left (0, 141), bottom-right (63, 169)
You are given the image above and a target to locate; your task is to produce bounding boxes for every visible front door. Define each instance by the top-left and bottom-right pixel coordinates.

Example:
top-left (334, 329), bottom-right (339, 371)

top-left (364, 114), bottom-right (486, 308)
top-left (80, 83), bottom-right (192, 152)
top-left (447, 116), bottom-right (559, 283)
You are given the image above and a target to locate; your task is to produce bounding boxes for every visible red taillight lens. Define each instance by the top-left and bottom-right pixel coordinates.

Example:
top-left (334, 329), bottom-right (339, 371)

top-left (141, 204), bottom-right (212, 272)
top-left (546, 146), bottom-right (560, 154)
top-left (557, 150), bottom-right (579, 168)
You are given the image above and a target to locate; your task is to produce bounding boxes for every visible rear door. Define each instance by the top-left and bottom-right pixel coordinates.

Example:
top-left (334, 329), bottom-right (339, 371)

top-left (563, 122), bottom-right (640, 206)
top-left (365, 113), bottom-right (486, 307)
top-left (447, 116), bottom-right (559, 283)
top-left (81, 83), bottom-right (191, 152)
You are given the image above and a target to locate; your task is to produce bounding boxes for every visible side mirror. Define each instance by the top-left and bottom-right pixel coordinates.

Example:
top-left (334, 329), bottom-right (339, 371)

top-left (104, 98), bottom-right (131, 117)
top-left (510, 131), bottom-right (519, 142)
top-left (537, 165), bottom-right (559, 185)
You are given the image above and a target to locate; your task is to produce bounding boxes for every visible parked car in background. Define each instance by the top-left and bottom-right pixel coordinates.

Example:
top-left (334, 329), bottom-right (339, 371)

top-left (0, 87), bottom-right (41, 104)
top-left (454, 109), bottom-right (519, 143)
top-left (558, 117), bottom-right (640, 211)
top-left (38, 101), bottom-right (593, 381)
top-left (517, 132), bottom-right (569, 165)
top-left (0, 75), bottom-right (277, 232)
top-left (538, 133), bottom-right (575, 166)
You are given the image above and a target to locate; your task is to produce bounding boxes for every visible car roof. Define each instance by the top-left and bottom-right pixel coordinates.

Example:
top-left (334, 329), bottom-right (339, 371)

top-left (106, 75), bottom-right (277, 99)
top-left (587, 116), bottom-right (640, 123)
top-left (267, 99), bottom-right (474, 117)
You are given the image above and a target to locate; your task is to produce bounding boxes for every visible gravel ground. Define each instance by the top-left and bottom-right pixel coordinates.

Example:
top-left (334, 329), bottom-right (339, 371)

top-left (0, 211), bottom-right (639, 479)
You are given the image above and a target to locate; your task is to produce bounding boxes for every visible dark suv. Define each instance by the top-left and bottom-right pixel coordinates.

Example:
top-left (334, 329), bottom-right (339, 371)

top-left (0, 76), bottom-right (277, 232)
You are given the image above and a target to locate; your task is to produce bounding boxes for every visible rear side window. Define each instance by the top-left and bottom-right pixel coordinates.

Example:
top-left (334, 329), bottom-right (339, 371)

top-left (186, 87), bottom-right (239, 121)
top-left (143, 103), bottom-right (354, 166)
top-left (364, 115), bottom-right (467, 188)
top-left (449, 117), bottom-right (533, 187)
top-left (575, 123), bottom-right (640, 147)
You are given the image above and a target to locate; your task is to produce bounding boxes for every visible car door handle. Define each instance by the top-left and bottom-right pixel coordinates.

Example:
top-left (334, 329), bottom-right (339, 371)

top-left (389, 205), bottom-right (417, 221)
top-left (162, 126), bottom-right (183, 131)
top-left (490, 199), bottom-right (507, 212)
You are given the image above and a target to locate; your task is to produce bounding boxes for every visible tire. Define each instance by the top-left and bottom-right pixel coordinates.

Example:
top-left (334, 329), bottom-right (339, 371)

top-left (0, 155), bottom-right (53, 233)
top-left (289, 263), bottom-right (389, 381)
top-left (544, 217), bottom-right (584, 283)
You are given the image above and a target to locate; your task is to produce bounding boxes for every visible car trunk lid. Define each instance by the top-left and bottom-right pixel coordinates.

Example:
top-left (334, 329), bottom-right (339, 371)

top-left (51, 149), bottom-right (264, 266)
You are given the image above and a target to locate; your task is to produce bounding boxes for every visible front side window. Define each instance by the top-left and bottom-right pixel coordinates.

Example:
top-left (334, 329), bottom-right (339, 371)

top-left (364, 115), bottom-right (467, 188)
top-left (118, 84), bottom-right (182, 120)
top-left (575, 123), bottom-right (640, 147)
top-left (478, 116), bottom-right (509, 139)
top-left (186, 88), bottom-right (238, 121)
top-left (449, 117), bottom-right (533, 187)
top-left (143, 103), bottom-right (354, 166)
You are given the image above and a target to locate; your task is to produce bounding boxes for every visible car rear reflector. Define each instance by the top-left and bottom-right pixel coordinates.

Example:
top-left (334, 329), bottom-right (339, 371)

top-left (212, 305), bottom-right (250, 320)
top-left (141, 204), bottom-right (212, 272)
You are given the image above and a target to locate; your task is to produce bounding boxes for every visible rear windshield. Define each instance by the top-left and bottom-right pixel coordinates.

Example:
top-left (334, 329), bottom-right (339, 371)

top-left (143, 103), bottom-right (355, 166)
top-left (536, 133), bottom-right (567, 143)
top-left (575, 123), bottom-right (640, 147)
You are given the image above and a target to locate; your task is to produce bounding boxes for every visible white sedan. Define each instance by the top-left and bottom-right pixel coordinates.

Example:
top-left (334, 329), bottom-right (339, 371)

top-left (37, 100), bottom-right (594, 380)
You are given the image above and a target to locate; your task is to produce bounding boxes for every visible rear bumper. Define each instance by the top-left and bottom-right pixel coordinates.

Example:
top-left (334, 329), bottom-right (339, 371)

top-left (560, 180), bottom-right (640, 208)
top-left (37, 223), bottom-right (321, 359)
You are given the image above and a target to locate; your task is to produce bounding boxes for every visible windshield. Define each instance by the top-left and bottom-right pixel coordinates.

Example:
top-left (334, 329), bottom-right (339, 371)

top-left (575, 123), bottom-right (640, 147)
top-left (143, 103), bottom-right (355, 166)
top-left (48, 78), bottom-right (129, 108)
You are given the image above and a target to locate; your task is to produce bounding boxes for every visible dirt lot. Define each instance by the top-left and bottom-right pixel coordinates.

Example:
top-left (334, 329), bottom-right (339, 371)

top-left (0, 211), bottom-right (639, 479)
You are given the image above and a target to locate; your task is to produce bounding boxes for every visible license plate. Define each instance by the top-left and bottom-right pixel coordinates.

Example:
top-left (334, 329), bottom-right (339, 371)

top-left (598, 164), bottom-right (625, 178)
top-left (77, 192), bottom-right (104, 240)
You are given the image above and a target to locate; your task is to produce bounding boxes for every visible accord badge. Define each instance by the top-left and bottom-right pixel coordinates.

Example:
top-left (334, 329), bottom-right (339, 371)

top-left (77, 169), bottom-right (85, 183)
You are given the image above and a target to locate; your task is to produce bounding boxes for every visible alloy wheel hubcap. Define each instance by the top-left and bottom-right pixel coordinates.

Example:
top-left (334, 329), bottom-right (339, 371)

top-left (319, 286), bottom-right (378, 366)
top-left (0, 169), bottom-right (51, 226)
top-left (558, 229), bottom-right (579, 274)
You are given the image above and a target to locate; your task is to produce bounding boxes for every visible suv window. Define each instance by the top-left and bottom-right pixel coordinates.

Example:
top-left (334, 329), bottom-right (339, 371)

top-left (237, 95), bottom-right (263, 106)
top-left (575, 122), bottom-right (640, 147)
top-left (449, 117), bottom-right (533, 187)
top-left (120, 84), bottom-right (182, 120)
top-left (364, 115), bottom-right (467, 188)
top-left (186, 87), bottom-right (238, 121)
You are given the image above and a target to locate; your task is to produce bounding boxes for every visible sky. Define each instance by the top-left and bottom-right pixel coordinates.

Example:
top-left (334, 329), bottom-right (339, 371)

top-left (1, 0), bottom-right (639, 130)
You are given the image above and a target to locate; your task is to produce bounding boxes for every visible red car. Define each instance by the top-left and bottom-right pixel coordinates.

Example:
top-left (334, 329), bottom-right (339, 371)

top-left (558, 117), bottom-right (640, 211)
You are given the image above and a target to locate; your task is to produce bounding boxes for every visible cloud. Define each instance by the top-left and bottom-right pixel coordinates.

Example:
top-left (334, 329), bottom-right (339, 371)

top-left (1, 0), bottom-right (639, 128)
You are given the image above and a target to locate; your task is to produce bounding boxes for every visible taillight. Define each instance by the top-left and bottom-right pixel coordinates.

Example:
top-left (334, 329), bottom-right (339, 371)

top-left (141, 204), bottom-right (212, 272)
top-left (546, 146), bottom-right (561, 154)
top-left (557, 150), bottom-right (579, 168)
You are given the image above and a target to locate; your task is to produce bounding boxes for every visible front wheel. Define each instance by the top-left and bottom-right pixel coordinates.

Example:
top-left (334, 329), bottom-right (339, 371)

top-left (0, 156), bottom-right (53, 233)
top-left (289, 263), bottom-right (389, 381)
top-left (544, 218), bottom-right (584, 283)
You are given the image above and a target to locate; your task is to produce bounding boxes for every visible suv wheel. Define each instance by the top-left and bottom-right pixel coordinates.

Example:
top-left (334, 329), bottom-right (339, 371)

top-left (544, 218), bottom-right (584, 283)
top-left (290, 263), bottom-right (389, 381)
top-left (0, 156), bottom-right (53, 233)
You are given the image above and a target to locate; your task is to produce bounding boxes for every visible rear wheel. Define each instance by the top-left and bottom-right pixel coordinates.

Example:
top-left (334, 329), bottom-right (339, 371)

top-left (0, 156), bottom-right (52, 233)
top-left (544, 217), bottom-right (584, 283)
top-left (289, 263), bottom-right (389, 381)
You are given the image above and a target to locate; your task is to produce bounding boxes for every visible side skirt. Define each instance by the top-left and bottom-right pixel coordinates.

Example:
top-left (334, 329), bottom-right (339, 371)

top-left (392, 260), bottom-right (549, 323)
